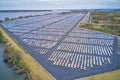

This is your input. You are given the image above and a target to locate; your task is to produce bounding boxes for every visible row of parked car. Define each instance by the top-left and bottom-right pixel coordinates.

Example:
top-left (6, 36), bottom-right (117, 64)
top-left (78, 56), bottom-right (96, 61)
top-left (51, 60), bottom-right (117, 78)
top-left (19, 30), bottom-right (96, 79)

top-left (48, 51), bottom-right (111, 70)
top-left (30, 27), bottom-right (71, 36)
top-left (31, 28), bottom-right (70, 34)
top-left (68, 31), bottom-right (114, 40)
top-left (71, 28), bottom-right (94, 33)
top-left (64, 36), bottom-right (114, 46)
top-left (57, 43), bottom-right (113, 56)
top-left (22, 38), bottom-right (57, 49)
top-left (21, 33), bottom-right (62, 41)
top-left (35, 48), bottom-right (48, 55)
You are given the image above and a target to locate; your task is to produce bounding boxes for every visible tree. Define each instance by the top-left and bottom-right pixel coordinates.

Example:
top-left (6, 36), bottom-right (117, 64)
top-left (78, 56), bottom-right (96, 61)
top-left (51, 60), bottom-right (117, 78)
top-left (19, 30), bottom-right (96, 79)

top-left (13, 50), bottom-right (21, 61)
top-left (0, 20), bottom-right (3, 23)
top-left (5, 17), bottom-right (10, 22)
top-left (0, 30), bottom-right (8, 43)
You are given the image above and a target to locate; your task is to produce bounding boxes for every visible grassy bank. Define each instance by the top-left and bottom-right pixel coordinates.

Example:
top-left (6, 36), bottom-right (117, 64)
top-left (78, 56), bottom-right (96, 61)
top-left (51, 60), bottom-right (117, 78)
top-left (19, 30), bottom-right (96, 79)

top-left (0, 28), bottom-right (54, 80)
top-left (3, 45), bottom-right (32, 80)
top-left (0, 29), bottom-right (8, 43)
top-left (77, 70), bottom-right (120, 80)
top-left (80, 24), bottom-right (120, 36)
top-left (91, 11), bottom-right (120, 24)
top-left (0, 29), bottom-right (32, 80)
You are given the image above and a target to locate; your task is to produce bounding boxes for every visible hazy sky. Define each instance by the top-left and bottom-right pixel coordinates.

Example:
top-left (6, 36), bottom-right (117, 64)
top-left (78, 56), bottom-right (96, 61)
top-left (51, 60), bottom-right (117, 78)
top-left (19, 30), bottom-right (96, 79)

top-left (0, 0), bottom-right (120, 10)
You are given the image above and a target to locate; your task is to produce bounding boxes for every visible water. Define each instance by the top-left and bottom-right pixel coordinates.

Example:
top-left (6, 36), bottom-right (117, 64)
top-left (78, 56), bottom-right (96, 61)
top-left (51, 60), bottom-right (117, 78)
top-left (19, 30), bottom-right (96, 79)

top-left (0, 11), bottom-right (52, 20)
top-left (0, 10), bottom-right (70, 20)
top-left (0, 44), bottom-right (24, 80)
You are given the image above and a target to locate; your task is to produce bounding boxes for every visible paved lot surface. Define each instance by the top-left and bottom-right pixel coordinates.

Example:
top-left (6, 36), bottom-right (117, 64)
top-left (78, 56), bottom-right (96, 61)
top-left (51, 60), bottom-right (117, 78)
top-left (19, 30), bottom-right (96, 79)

top-left (1, 13), bottom-right (120, 80)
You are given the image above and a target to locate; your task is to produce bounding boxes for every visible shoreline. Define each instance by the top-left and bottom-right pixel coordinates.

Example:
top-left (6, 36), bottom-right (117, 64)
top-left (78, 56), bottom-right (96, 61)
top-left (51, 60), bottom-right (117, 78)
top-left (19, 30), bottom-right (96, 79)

top-left (0, 44), bottom-right (25, 80)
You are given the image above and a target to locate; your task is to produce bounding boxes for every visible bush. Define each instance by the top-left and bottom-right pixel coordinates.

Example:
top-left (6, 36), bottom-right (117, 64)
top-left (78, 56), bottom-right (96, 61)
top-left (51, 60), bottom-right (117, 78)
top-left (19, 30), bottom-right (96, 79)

top-left (1, 29), bottom-right (32, 80)
top-left (0, 30), bottom-right (9, 43)
top-left (0, 20), bottom-right (3, 23)
top-left (3, 45), bottom-right (32, 80)
top-left (5, 17), bottom-right (10, 22)
top-left (80, 24), bottom-right (117, 36)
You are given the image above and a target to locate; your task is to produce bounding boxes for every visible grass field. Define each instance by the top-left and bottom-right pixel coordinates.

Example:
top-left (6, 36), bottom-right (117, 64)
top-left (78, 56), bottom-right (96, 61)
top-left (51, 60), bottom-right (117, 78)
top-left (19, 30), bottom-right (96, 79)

top-left (90, 11), bottom-right (120, 37)
top-left (76, 70), bottom-right (120, 80)
top-left (91, 11), bottom-right (120, 24)
top-left (80, 24), bottom-right (120, 36)
top-left (0, 28), bottom-right (55, 80)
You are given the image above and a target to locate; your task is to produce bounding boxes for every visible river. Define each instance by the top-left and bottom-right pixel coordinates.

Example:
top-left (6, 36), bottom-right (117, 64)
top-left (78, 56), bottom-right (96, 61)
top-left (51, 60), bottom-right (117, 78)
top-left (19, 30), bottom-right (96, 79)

top-left (0, 10), bottom-right (65, 20)
top-left (0, 11), bottom-right (53, 20)
top-left (0, 43), bottom-right (24, 80)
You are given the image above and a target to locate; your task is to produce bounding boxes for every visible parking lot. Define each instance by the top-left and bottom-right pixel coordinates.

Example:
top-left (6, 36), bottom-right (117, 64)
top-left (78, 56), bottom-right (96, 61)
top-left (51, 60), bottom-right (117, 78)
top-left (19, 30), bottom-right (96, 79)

top-left (1, 12), bottom-right (119, 80)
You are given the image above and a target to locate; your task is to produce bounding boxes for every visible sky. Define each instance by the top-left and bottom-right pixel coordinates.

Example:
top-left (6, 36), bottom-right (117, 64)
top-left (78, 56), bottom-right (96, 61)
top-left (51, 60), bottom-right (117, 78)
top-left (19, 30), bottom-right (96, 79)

top-left (0, 0), bottom-right (120, 10)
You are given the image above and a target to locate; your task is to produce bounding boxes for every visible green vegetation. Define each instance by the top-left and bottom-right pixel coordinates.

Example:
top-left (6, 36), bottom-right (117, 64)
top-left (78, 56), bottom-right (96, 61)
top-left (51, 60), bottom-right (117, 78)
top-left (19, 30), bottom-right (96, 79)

top-left (81, 11), bottom-right (120, 36)
top-left (0, 14), bottom-right (40, 24)
top-left (91, 11), bottom-right (120, 24)
top-left (0, 30), bottom-right (9, 43)
top-left (5, 17), bottom-right (10, 22)
top-left (3, 45), bottom-right (32, 80)
top-left (0, 29), bottom-right (32, 80)
top-left (1, 15), bottom-right (34, 24)
top-left (79, 70), bottom-right (120, 80)
top-left (4, 17), bottom-right (20, 22)
top-left (0, 20), bottom-right (3, 23)
top-left (81, 24), bottom-right (120, 36)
